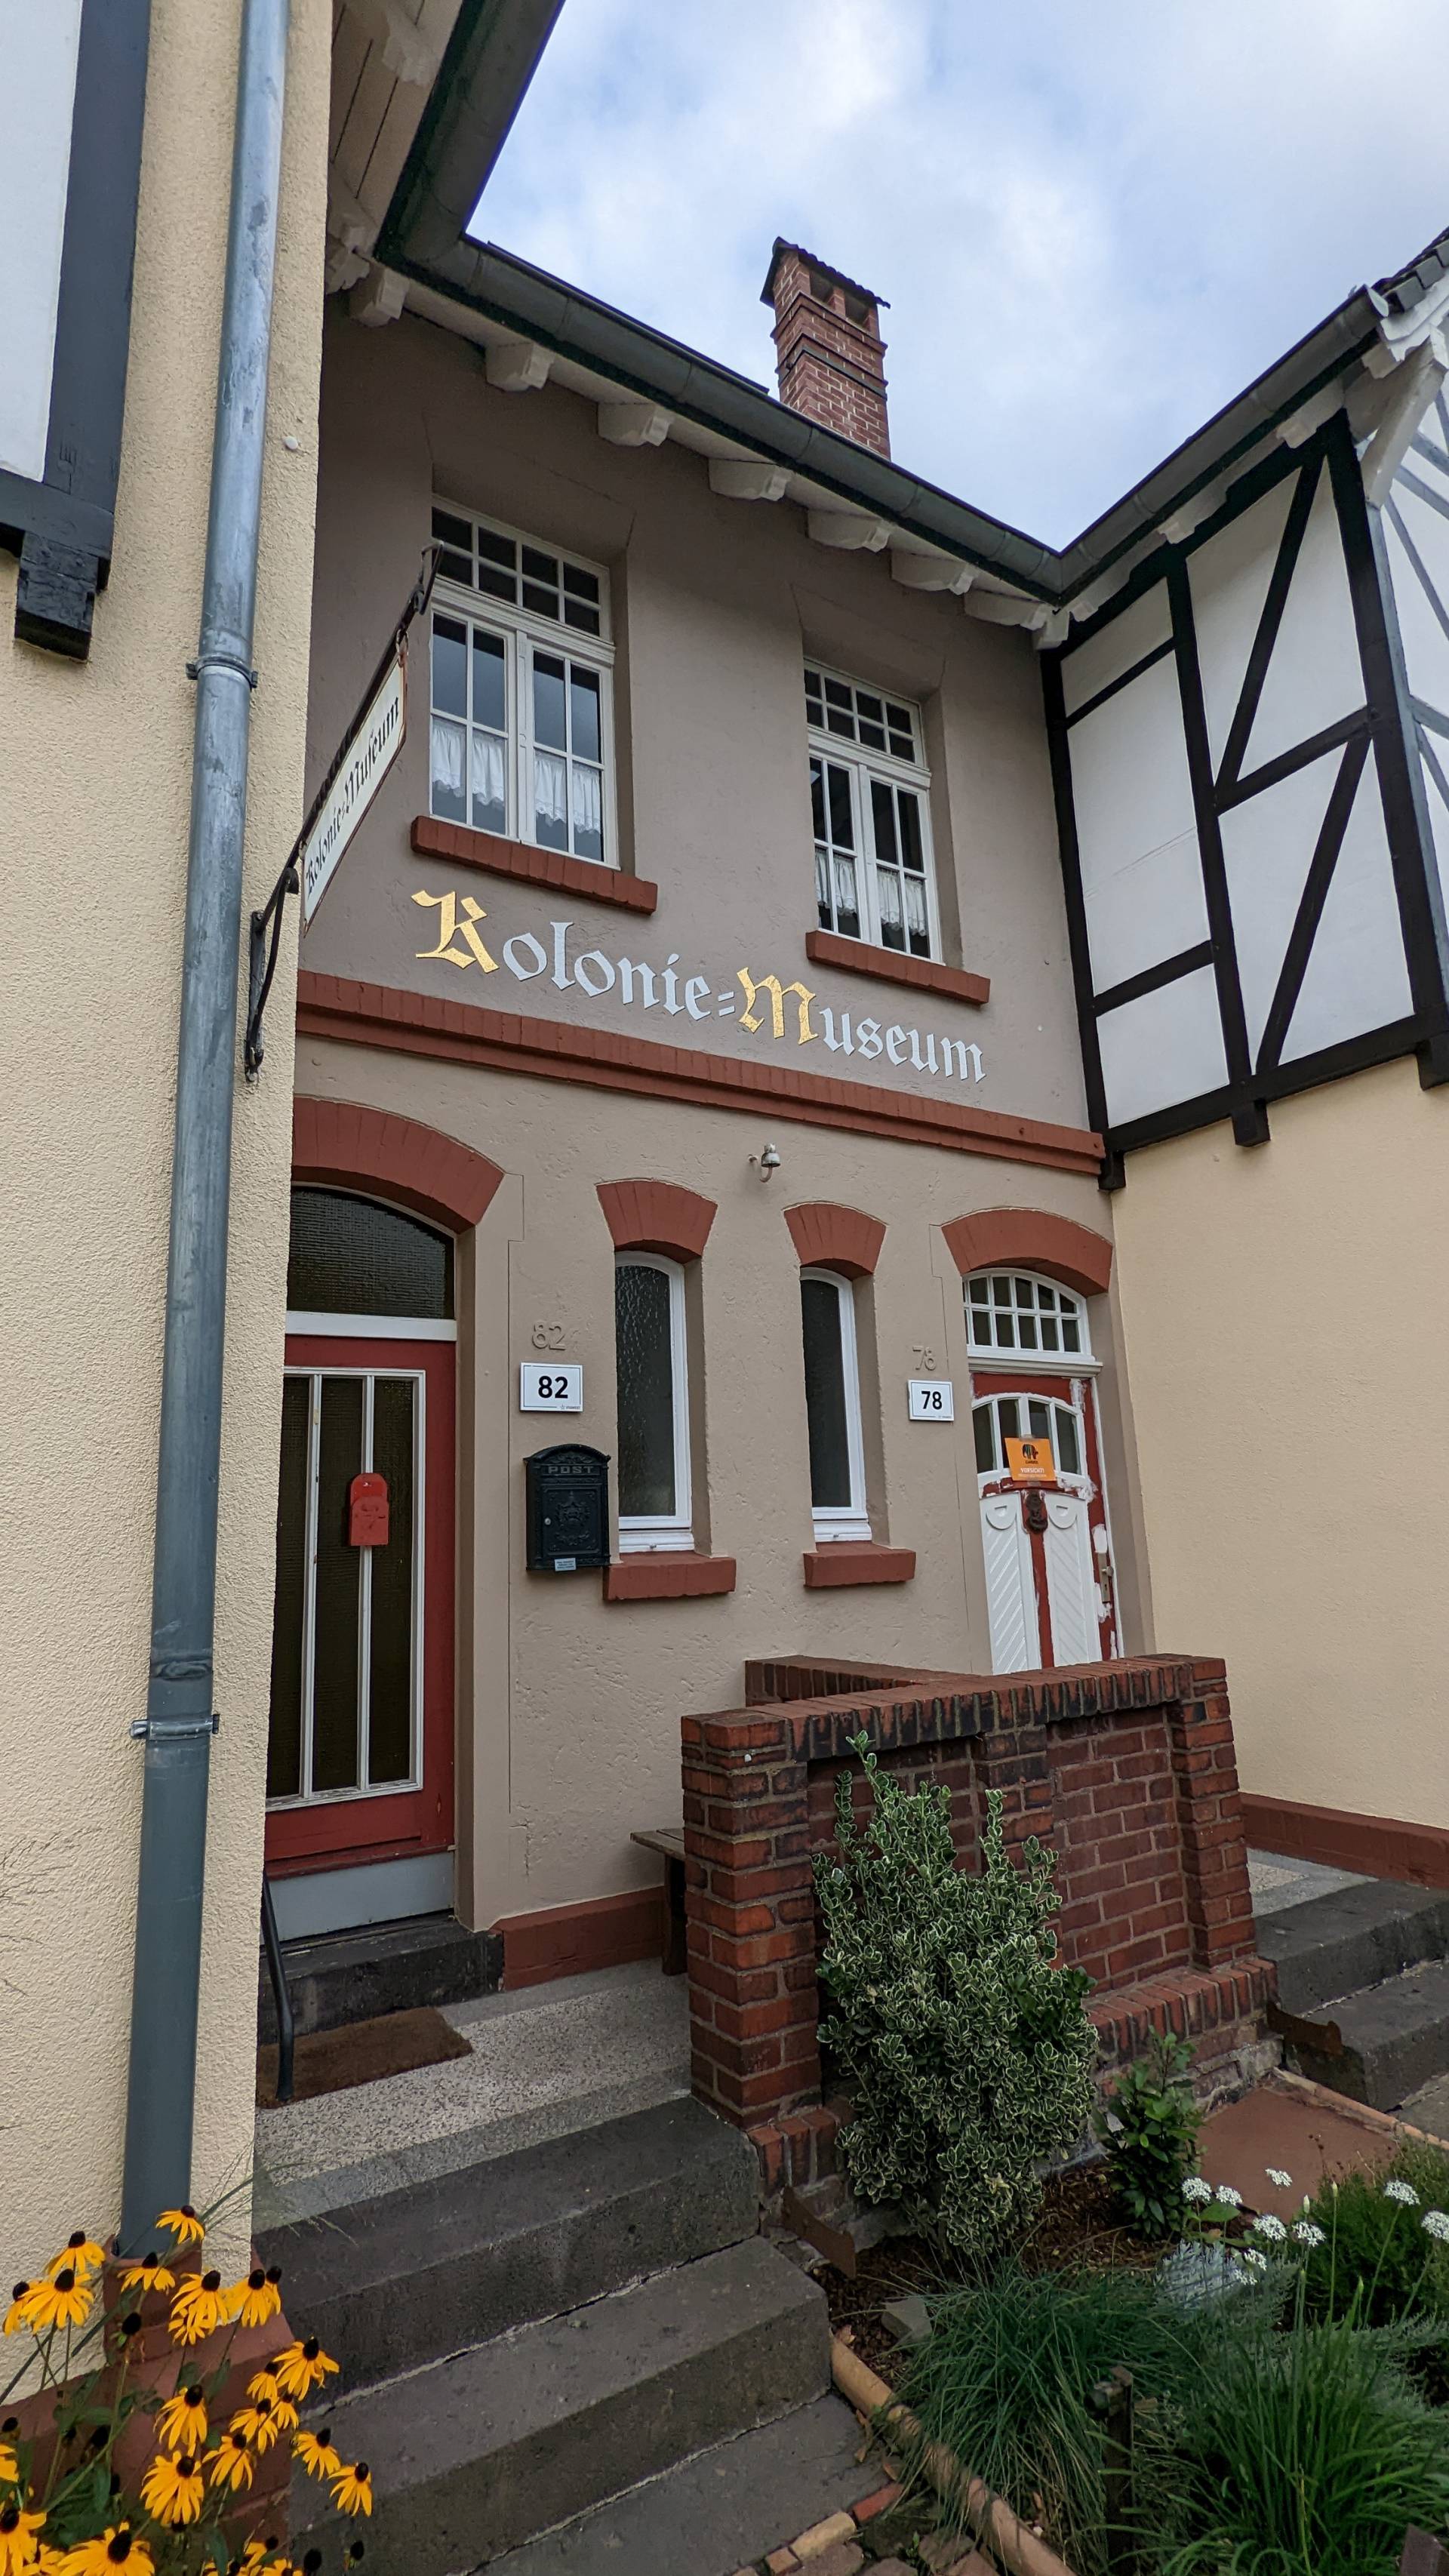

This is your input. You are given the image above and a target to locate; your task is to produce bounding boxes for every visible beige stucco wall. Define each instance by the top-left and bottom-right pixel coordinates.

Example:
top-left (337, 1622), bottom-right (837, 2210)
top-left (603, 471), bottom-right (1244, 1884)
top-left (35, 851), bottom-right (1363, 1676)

top-left (297, 1032), bottom-right (1140, 1928)
top-left (1112, 1057), bottom-right (1449, 1831)
top-left (0, 0), bottom-right (328, 2265)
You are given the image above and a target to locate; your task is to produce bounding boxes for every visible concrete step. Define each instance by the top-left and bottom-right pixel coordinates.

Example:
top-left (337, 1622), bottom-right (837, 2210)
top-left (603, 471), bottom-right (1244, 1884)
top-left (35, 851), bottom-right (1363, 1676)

top-left (297, 2236), bottom-right (831, 2576)
top-left (258, 1910), bottom-right (500, 2044)
top-left (1257, 1879), bottom-right (1449, 2017)
top-left (1281, 1959), bottom-right (1449, 2110)
top-left (259, 2095), bottom-right (757, 2392)
top-left (482, 2394), bottom-right (866, 2574)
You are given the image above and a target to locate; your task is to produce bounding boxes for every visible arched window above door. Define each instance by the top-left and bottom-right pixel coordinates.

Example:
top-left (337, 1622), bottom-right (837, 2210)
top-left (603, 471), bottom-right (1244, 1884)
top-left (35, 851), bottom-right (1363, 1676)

top-left (965, 1269), bottom-right (1091, 1361)
top-left (286, 1188), bottom-right (454, 1322)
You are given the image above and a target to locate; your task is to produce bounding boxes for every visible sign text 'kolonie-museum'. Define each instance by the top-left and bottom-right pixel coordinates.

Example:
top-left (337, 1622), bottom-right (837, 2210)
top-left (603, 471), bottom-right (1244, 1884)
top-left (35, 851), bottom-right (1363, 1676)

top-left (411, 890), bottom-right (986, 1087)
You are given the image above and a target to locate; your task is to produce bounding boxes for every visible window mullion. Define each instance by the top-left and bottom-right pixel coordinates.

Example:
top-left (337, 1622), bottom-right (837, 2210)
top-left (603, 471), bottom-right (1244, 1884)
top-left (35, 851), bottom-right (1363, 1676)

top-left (854, 757), bottom-right (880, 947)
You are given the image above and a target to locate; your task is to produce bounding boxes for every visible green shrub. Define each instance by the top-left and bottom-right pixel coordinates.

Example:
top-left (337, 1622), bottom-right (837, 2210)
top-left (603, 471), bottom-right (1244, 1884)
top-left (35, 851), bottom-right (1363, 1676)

top-left (897, 2258), bottom-right (1208, 2574)
top-left (814, 1739), bottom-right (1097, 2267)
top-left (1097, 2030), bottom-right (1203, 2239)
top-left (1164, 2280), bottom-right (1449, 2575)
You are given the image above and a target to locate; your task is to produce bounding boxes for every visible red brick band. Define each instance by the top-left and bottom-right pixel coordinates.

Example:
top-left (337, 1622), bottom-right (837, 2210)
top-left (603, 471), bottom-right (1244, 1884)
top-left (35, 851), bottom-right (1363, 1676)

top-left (492, 1887), bottom-right (663, 1988)
top-left (412, 814), bottom-right (658, 912)
top-left (943, 1205), bottom-right (1114, 1294)
top-left (783, 1201), bottom-right (885, 1277)
top-left (1241, 1793), bottom-right (1449, 1891)
top-left (805, 928), bottom-right (989, 1008)
top-left (292, 1094), bottom-right (503, 1229)
top-left (295, 973), bottom-right (1103, 1175)
top-left (596, 1177), bottom-right (717, 1260)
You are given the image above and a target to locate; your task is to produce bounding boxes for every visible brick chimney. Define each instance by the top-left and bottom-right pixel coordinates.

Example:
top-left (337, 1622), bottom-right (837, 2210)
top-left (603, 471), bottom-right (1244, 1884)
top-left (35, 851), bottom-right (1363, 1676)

top-left (761, 241), bottom-right (890, 457)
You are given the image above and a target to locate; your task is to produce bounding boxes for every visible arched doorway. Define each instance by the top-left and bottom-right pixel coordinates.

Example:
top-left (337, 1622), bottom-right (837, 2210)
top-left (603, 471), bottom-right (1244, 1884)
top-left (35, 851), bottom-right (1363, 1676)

top-left (967, 1267), bottom-right (1118, 1672)
top-left (264, 1186), bottom-right (457, 1939)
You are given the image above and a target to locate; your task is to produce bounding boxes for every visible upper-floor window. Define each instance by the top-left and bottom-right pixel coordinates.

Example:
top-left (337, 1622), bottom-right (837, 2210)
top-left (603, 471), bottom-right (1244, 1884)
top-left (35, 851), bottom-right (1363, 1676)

top-left (805, 663), bottom-right (937, 959)
top-left (429, 504), bottom-right (614, 866)
top-left (966, 1271), bottom-right (1090, 1360)
top-left (800, 1268), bottom-right (870, 1540)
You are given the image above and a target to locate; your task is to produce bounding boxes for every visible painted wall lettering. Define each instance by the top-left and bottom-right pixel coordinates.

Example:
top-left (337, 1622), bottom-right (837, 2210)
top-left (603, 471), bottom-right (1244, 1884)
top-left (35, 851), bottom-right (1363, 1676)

top-left (408, 892), bottom-right (986, 1088)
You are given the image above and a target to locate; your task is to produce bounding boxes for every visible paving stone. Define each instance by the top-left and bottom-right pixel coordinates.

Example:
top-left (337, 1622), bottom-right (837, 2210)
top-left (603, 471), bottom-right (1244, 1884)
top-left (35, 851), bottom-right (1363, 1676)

top-left (880, 2292), bottom-right (930, 2349)
top-left (793, 2513), bottom-right (858, 2557)
top-left (803, 2550), bottom-right (863, 2576)
top-left (851, 2482), bottom-right (903, 2523)
top-left (767, 2551), bottom-right (801, 2574)
top-left (918, 2536), bottom-right (985, 2572)
top-left (869, 2562), bottom-right (921, 2575)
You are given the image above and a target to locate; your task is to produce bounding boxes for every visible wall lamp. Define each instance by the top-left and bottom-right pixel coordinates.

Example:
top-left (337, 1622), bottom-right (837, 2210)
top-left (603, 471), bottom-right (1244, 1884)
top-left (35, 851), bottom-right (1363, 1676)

top-left (750, 1141), bottom-right (783, 1182)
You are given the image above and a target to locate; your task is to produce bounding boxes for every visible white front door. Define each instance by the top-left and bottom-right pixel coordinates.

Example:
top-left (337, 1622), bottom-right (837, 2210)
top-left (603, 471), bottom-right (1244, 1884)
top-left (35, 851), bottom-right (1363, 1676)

top-left (981, 1492), bottom-right (1037, 1673)
top-left (974, 1381), bottom-right (1117, 1672)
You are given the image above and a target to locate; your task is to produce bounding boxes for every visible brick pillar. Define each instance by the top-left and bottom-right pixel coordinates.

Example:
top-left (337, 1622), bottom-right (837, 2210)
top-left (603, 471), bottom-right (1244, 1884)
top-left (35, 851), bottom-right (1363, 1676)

top-left (1167, 1661), bottom-right (1259, 1968)
top-left (760, 240), bottom-right (891, 457)
top-left (681, 1710), bottom-right (820, 2129)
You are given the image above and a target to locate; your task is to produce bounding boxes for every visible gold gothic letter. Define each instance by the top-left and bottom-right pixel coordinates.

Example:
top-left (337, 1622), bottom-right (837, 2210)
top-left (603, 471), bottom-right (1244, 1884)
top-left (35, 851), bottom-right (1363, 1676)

top-left (737, 967), bottom-right (816, 1043)
top-left (412, 888), bottom-right (499, 972)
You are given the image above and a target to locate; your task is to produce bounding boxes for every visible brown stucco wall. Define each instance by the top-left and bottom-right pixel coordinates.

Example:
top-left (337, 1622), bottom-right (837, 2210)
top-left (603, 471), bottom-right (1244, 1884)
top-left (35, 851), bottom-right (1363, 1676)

top-left (0, 0), bottom-right (328, 2264)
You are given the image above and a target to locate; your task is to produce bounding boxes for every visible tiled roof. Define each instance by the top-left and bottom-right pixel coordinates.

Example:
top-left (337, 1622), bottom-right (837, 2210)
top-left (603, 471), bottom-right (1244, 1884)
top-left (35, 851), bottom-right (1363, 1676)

top-left (1376, 223), bottom-right (1449, 315)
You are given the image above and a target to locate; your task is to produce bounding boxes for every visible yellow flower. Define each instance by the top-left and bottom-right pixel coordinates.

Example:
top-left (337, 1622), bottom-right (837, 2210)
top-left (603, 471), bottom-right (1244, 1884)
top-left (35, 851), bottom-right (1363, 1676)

top-left (272, 2337), bottom-right (338, 2401)
top-left (58, 2527), bottom-right (155, 2572)
top-left (138, 2451), bottom-right (205, 2528)
top-left (116, 2254), bottom-right (175, 2298)
top-left (330, 2461), bottom-right (372, 2517)
top-left (0, 2504), bottom-right (47, 2574)
top-left (2, 2290), bottom-right (32, 2339)
top-left (229, 2399), bottom-right (281, 2455)
top-left (226, 2268), bottom-right (281, 2331)
top-left (0, 2443), bottom-right (14, 2485)
top-left (291, 2427), bottom-right (341, 2482)
top-left (20, 2271), bottom-right (91, 2334)
top-left (44, 2234), bottom-right (104, 2285)
top-left (155, 2208), bottom-right (204, 2249)
top-left (207, 2430), bottom-right (253, 2495)
top-left (168, 2271), bottom-right (228, 2346)
top-left (244, 2372), bottom-right (297, 2433)
top-left (154, 2385), bottom-right (207, 2453)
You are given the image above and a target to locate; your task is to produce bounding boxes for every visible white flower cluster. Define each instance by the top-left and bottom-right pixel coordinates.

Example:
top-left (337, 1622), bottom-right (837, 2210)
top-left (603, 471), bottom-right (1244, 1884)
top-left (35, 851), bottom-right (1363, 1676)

top-left (1238, 2246), bottom-right (1267, 2271)
top-left (1385, 2179), bottom-right (1420, 2207)
top-left (1266, 2167), bottom-right (1294, 2190)
top-left (1423, 2209), bottom-right (1449, 2242)
top-left (1253, 2214), bottom-right (1287, 2242)
top-left (1181, 2177), bottom-right (1213, 2205)
top-left (1292, 2221), bottom-right (1326, 2248)
top-left (1214, 2184), bottom-right (1243, 2208)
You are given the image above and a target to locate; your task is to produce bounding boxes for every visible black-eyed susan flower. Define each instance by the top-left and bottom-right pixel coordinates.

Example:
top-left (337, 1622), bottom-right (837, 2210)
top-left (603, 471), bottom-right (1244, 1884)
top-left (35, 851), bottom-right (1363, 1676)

top-left (168, 2270), bottom-right (228, 2346)
top-left (21, 2270), bottom-right (91, 2334)
top-left (139, 2450), bottom-right (205, 2528)
top-left (227, 2269), bottom-right (281, 2331)
top-left (330, 2462), bottom-right (372, 2518)
top-left (2, 2288), bottom-right (32, 2338)
top-left (291, 2427), bottom-right (341, 2483)
top-left (45, 2232), bottom-right (104, 2285)
top-left (60, 2525), bottom-right (156, 2571)
top-left (0, 2439), bottom-right (14, 2485)
top-left (229, 2396), bottom-right (281, 2455)
top-left (208, 2430), bottom-right (254, 2494)
top-left (117, 2252), bottom-right (175, 2297)
top-left (272, 2339), bottom-right (338, 2402)
top-left (155, 2385), bottom-right (207, 2454)
top-left (0, 2502), bottom-right (47, 2573)
top-left (156, 2207), bottom-right (205, 2249)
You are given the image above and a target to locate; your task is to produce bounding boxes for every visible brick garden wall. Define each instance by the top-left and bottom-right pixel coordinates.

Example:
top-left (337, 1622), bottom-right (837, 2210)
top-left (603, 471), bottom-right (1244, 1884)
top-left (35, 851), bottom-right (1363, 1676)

top-left (681, 1655), bottom-right (1276, 2199)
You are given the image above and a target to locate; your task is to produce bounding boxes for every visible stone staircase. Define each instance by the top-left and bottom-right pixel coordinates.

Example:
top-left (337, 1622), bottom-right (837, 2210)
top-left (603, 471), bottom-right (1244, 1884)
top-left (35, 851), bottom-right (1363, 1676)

top-left (1258, 1870), bottom-right (1449, 2119)
top-left (258, 2094), bottom-right (861, 2575)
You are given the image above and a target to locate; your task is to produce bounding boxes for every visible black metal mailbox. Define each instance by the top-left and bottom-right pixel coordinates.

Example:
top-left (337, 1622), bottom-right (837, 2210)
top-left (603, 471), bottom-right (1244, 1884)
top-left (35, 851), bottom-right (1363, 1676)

top-left (525, 1444), bottom-right (610, 1573)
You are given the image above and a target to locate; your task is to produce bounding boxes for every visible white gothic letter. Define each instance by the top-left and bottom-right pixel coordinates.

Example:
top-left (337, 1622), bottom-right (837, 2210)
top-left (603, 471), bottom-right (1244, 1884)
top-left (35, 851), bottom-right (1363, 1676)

top-left (574, 949), bottom-right (616, 998)
top-left (617, 957), bottom-right (657, 1008)
top-left (820, 1008), bottom-right (854, 1055)
top-left (503, 931), bottom-right (548, 980)
top-left (856, 1017), bottom-right (883, 1060)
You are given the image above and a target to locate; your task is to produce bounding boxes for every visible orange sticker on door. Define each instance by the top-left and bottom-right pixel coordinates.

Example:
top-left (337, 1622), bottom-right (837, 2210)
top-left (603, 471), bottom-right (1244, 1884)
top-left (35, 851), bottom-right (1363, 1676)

top-left (1004, 1436), bottom-right (1055, 1485)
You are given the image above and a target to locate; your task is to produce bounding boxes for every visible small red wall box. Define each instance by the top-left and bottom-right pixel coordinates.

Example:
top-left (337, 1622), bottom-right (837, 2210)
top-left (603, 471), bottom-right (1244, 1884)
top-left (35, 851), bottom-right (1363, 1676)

top-left (348, 1471), bottom-right (389, 1547)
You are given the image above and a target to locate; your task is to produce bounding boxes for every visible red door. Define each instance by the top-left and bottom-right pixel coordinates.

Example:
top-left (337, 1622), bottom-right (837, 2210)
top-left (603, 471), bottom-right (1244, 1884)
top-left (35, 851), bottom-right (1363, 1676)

top-left (265, 1334), bottom-right (454, 1881)
top-left (972, 1371), bottom-right (1117, 1669)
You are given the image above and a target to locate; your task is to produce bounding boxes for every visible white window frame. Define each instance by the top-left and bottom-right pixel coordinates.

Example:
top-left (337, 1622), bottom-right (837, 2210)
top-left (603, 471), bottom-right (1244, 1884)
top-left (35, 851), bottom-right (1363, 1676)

top-left (268, 1365), bottom-right (426, 1811)
top-left (965, 1270), bottom-right (1094, 1367)
top-left (971, 1388), bottom-right (1089, 1493)
top-left (429, 501), bottom-right (618, 869)
top-left (615, 1252), bottom-right (694, 1553)
top-left (806, 660), bottom-right (940, 962)
top-left (801, 1266), bottom-right (872, 1542)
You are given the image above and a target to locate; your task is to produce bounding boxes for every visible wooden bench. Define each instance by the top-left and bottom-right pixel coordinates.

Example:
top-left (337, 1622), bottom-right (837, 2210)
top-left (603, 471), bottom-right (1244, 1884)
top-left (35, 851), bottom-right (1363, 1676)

top-left (631, 1826), bottom-right (687, 1974)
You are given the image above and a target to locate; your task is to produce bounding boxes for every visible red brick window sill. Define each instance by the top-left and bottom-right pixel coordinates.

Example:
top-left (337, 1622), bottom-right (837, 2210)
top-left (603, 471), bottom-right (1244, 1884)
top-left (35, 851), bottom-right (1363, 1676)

top-left (805, 928), bottom-right (989, 1008)
top-left (412, 815), bottom-right (659, 913)
top-left (802, 1542), bottom-right (916, 1590)
top-left (604, 1553), bottom-right (737, 1602)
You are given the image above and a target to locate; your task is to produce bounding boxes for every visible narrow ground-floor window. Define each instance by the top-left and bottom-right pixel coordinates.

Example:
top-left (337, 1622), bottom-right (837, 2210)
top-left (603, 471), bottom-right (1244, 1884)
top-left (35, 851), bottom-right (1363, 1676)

top-left (615, 1252), bottom-right (693, 1550)
top-left (800, 1267), bottom-right (870, 1540)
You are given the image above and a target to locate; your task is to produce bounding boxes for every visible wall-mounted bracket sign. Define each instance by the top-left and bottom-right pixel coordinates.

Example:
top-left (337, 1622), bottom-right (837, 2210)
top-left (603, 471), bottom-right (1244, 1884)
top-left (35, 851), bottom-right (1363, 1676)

top-left (243, 545), bottom-right (441, 1081)
top-left (907, 1378), bottom-right (955, 1420)
top-left (520, 1362), bottom-right (583, 1412)
top-left (1006, 1435), bottom-right (1055, 1485)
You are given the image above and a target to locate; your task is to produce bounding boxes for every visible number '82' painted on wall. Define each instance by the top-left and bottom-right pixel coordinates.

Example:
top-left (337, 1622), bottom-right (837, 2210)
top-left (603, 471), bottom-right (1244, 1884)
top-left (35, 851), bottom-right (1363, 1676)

top-left (520, 1363), bottom-right (583, 1412)
top-left (907, 1378), bottom-right (955, 1420)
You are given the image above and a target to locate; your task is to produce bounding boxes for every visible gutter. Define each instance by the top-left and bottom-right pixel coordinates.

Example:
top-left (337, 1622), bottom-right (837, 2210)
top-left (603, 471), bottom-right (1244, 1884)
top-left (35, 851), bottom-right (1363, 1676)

top-left (119, 0), bottom-right (291, 2248)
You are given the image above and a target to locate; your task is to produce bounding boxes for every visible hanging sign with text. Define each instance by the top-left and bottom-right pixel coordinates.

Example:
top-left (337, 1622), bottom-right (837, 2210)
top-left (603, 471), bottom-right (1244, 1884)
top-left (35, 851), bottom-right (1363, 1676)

top-left (301, 642), bottom-right (407, 927)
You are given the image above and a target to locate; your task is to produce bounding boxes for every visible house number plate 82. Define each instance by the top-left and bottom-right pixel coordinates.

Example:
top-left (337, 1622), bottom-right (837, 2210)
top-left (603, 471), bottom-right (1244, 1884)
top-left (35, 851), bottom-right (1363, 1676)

top-left (520, 1363), bottom-right (583, 1412)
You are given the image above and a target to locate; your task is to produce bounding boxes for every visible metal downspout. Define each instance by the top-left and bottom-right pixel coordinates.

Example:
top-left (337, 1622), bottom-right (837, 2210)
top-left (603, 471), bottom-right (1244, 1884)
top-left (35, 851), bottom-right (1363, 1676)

top-left (119, 0), bottom-right (291, 2250)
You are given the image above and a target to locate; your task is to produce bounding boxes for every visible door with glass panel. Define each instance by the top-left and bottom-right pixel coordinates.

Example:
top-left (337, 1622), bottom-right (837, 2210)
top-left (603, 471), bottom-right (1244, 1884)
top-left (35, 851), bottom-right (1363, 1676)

top-left (967, 1269), bottom-right (1118, 1673)
top-left (265, 1189), bottom-right (457, 1925)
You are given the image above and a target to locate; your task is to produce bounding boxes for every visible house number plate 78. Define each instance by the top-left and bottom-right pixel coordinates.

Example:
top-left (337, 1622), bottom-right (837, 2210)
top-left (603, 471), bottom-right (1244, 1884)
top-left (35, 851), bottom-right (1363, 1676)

top-left (907, 1378), bottom-right (955, 1420)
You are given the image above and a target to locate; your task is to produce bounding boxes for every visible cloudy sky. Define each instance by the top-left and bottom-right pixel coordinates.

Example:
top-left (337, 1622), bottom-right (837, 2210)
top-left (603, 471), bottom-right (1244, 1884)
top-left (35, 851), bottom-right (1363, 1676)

top-left (475, 0), bottom-right (1449, 546)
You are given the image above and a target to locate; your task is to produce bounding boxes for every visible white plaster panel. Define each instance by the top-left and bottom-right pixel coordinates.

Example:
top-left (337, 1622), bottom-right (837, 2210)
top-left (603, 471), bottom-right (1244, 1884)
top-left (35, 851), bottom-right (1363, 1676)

top-left (1068, 655), bottom-right (1209, 993)
top-left (1386, 483), bottom-right (1449, 718)
top-left (1419, 736), bottom-right (1449, 919)
top-left (1242, 473), bottom-right (1365, 778)
top-left (1097, 965), bottom-right (1227, 1126)
top-left (1060, 580), bottom-right (1172, 716)
top-left (0, 0), bottom-right (84, 482)
top-left (1281, 756), bottom-right (1411, 1063)
top-left (1218, 747), bottom-right (1340, 1060)
top-left (1187, 475), bottom-right (1295, 771)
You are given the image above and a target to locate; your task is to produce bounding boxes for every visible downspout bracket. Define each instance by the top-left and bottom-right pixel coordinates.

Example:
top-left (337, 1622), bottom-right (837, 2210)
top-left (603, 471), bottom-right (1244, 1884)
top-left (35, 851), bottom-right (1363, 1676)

top-left (129, 1715), bottom-right (220, 1741)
